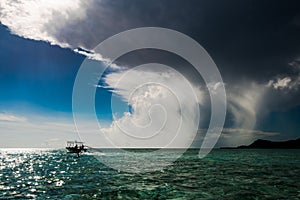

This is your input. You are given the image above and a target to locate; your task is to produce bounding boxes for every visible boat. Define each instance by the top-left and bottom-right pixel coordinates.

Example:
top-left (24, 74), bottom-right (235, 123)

top-left (66, 141), bottom-right (88, 156)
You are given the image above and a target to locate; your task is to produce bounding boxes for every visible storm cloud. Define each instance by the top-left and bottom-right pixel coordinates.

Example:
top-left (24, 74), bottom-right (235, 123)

top-left (1, 0), bottom-right (300, 145)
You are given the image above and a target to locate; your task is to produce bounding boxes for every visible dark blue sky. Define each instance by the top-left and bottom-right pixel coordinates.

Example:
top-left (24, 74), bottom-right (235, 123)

top-left (0, 26), bottom-right (76, 111)
top-left (0, 25), bottom-right (113, 120)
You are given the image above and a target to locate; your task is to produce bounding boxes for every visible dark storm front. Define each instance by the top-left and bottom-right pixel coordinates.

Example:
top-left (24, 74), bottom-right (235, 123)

top-left (1, 149), bottom-right (300, 199)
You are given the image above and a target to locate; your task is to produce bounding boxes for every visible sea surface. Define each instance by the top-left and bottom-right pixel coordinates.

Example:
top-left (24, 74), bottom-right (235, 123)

top-left (0, 148), bottom-right (300, 199)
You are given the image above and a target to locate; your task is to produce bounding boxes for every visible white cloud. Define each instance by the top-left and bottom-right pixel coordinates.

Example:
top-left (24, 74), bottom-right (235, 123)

top-left (267, 58), bottom-right (300, 90)
top-left (0, 113), bottom-right (26, 122)
top-left (0, 0), bottom-right (87, 47)
top-left (269, 76), bottom-right (300, 90)
top-left (73, 48), bottom-right (122, 69)
top-left (268, 77), bottom-right (292, 89)
top-left (207, 82), bottom-right (225, 95)
top-left (0, 0), bottom-right (124, 68)
top-left (99, 65), bottom-right (202, 148)
top-left (74, 48), bottom-right (105, 61)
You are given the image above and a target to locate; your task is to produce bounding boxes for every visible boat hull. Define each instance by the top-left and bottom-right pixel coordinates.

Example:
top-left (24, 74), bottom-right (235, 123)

top-left (66, 147), bottom-right (87, 154)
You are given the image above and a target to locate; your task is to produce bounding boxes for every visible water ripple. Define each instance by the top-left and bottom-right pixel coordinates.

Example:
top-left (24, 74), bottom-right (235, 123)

top-left (0, 148), bottom-right (300, 199)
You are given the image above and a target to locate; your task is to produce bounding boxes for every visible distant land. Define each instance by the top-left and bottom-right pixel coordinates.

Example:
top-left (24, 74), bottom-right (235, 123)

top-left (221, 138), bottom-right (300, 149)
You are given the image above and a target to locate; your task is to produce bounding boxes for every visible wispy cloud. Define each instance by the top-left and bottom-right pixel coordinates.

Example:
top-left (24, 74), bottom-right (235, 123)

top-left (222, 128), bottom-right (280, 137)
top-left (0, 114), bottom-right (75, 148)
top-left (73, 48), bottom-right (122, 69)
top-left (0, 113), bottom-right (27, 122)
top-left (0, 111), bottom-right (113, 148)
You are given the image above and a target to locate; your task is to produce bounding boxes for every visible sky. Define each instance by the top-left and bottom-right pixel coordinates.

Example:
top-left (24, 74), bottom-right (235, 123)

top-left (0, 0), bottom-right (300, 148)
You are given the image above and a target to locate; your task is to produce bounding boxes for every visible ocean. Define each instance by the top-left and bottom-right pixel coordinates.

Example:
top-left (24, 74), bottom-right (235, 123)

top-left (1, 148), bottom-right (300, 199)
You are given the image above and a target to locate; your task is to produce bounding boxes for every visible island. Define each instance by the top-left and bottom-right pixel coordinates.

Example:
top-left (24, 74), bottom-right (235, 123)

top-left (221, 138), bottom-right (300, 149)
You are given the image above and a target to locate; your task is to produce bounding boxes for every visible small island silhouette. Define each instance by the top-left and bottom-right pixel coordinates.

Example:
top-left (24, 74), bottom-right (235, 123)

top-left (221, 138), bottom-right (300, 149)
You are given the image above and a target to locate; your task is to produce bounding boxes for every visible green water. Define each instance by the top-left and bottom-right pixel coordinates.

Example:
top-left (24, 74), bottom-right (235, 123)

top-left (1, 149), bottom-right (300, 199)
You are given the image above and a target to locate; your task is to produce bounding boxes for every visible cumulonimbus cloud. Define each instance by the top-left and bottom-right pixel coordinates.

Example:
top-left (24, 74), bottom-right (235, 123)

top-left (99, 65), bottom-right (203, 148)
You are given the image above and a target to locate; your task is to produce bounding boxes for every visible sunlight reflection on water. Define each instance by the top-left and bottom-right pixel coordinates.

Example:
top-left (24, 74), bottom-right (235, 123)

top-left (0, 148), bottom-right (300, 199)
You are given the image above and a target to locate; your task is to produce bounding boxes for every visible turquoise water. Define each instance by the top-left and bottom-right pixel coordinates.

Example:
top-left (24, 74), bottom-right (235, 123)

top-left (1, 149), bottom-right (300, 199)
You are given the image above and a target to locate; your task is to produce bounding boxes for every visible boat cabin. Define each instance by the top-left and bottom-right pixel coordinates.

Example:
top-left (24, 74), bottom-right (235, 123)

top-left (66, 141), bottom-right (87, 156)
